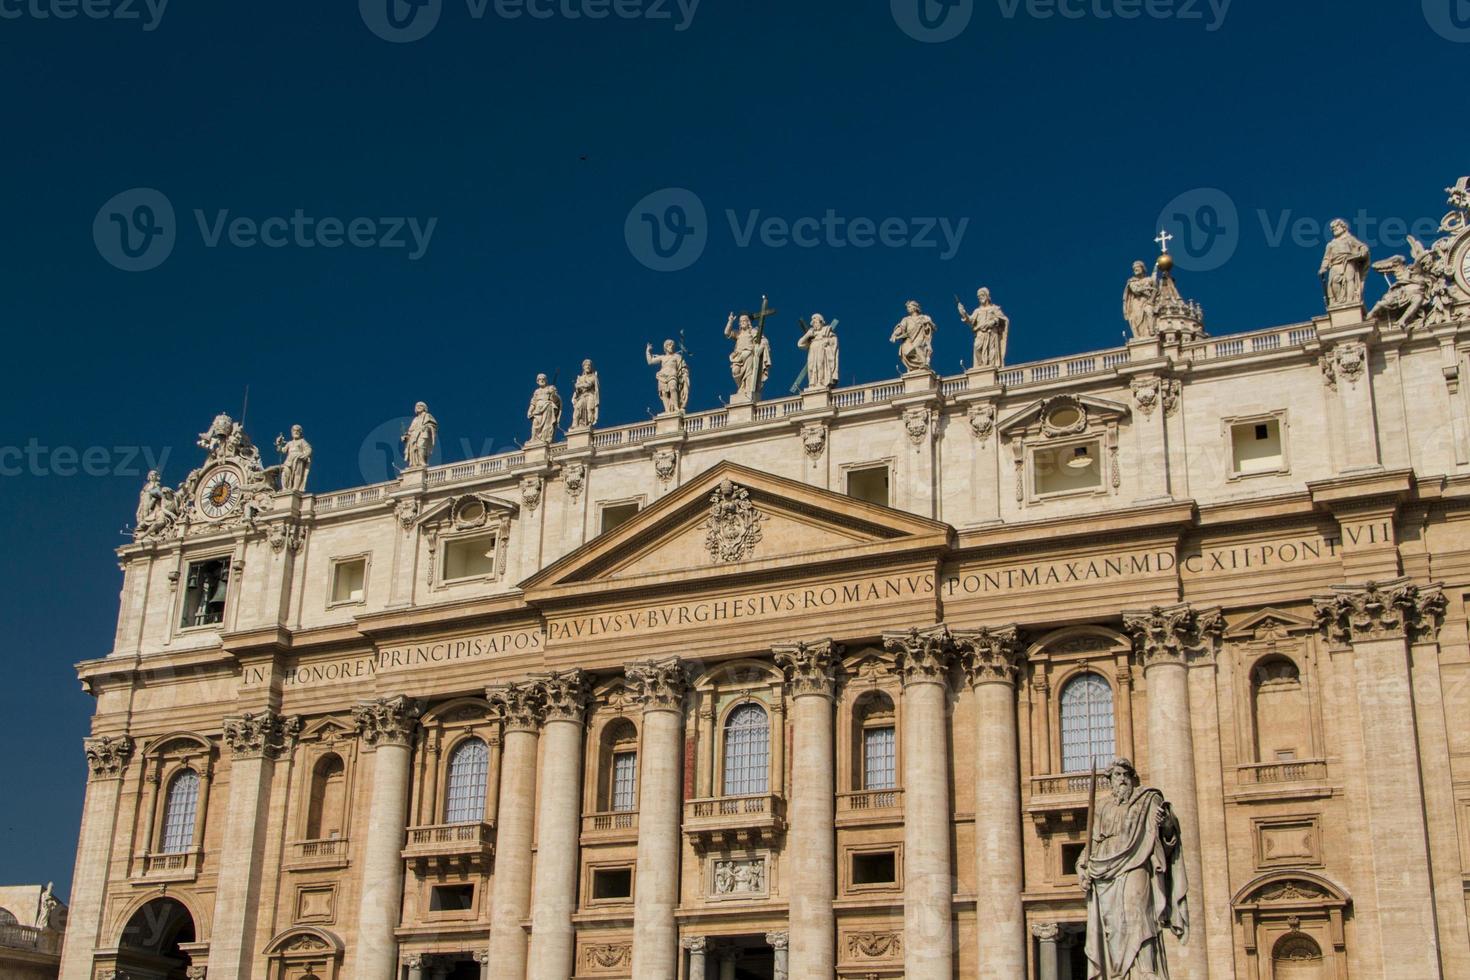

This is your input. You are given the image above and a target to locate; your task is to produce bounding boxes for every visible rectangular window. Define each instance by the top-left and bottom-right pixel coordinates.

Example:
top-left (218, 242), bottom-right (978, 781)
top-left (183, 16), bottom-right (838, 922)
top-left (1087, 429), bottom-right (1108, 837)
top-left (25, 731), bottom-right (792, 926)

top-left (846, 465), bottom-right (890, 507)
top-left (429, 884), bottom-right (475, 911)
top-left (1230, 418), bottom-right (1285, 475)
top-left (1033, 441), bottom-right (1103, 496)
top-left (1061, 842), bottom-right (1085, 877)
top-left (181, 557), bottom-right (230, 628)
top-left (863, 726), bottom-right (897, 790)
top-left (442, 532), bottom-right (497, 582)
top-left (591, 867), bottom-right (633, 901)
top-left (600, 501), bottom-right (640, 534)
top-left (330, 557), bottom-right (367, 605)
top-left (611, 751), bottom-right (637, 812)
top-left (851, 850), bottom-right (897, 886)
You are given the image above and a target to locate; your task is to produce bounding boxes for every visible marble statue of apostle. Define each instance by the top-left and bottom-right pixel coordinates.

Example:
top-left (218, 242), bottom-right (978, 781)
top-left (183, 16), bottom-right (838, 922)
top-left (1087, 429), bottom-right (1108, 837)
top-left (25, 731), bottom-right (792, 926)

top-left (527, 373), bottom-right (562, 445)
top-left (402, 401), bottom-right (437, 468)
top-left (571, 359), bottom-right (600, 428)
top-left (1079, 758), bottom-right (1188, 980)
top-left (890, 300), bottom-right (937, 371)
top-left (646, 340), bottom-right (690, 414)
top-left (1123, 261), bottom-right (1159, 338)
top-left (1320, 218), bottom-right (1370, 308)
top-left (274, 425), bottom-right (313, 492)
top-left (958, 287), bottom-right (1009, 368)
top-left (797, 314), bottom-right (840, 389)
top-left (725, 312), bottom-right (771, 400)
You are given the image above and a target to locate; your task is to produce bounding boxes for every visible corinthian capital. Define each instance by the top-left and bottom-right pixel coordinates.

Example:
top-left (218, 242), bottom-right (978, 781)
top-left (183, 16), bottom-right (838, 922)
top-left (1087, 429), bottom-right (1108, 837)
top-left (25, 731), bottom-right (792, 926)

top-left (626, 657), bottom-right (688, 712)
top-left (1122, 603), bottom-right (1223, 667)
top-left (352, 695), bottom-right (423, 746)
top-left (955, 625), bottom-right (1023, 687)
top-left (222, 710), bottom-right (302, 759)
top-left (487, 680), bottom-right (545, 732)
top-left (773, 639), bottom-right (842, 699)
top-left (883, 624), bottom-right (958, 687)
top-left (1314, 578), bottom-right (1446, 645)
top-left (536, 669), bottom-right (593, 724)
top-left (84, 734), bottom-right (135, 780)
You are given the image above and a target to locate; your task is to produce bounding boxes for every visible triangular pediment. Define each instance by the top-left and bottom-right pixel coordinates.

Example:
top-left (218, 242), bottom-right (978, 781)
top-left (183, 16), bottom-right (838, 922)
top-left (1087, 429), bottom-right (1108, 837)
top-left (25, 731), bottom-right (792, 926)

top-left (1224, 606), bottom-right (1317, 641)
top-left (522, 461), bottom-right (952, 597)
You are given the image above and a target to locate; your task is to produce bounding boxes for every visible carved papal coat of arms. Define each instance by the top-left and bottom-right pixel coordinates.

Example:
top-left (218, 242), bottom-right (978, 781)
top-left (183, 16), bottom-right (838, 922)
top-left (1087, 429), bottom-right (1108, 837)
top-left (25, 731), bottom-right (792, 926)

top-left (704, 479), bottom-right (763, 563)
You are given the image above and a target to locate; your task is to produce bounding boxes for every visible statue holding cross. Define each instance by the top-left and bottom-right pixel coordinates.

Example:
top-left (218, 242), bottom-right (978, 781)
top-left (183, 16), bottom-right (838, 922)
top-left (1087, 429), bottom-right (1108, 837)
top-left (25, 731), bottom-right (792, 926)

top-left (725, 295), bottom-right (775, 403)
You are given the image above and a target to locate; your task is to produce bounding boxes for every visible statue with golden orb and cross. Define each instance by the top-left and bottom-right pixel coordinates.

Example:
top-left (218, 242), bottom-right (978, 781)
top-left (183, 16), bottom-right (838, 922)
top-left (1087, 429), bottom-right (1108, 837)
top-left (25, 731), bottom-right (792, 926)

top-left (1123, 230), bottom-right (1206, 341)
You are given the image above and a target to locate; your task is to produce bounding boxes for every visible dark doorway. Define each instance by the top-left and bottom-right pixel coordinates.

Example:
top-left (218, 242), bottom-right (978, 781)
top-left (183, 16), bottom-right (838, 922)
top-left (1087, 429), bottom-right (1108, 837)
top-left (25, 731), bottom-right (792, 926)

top-left (118, 897), bottom-right (196, 979)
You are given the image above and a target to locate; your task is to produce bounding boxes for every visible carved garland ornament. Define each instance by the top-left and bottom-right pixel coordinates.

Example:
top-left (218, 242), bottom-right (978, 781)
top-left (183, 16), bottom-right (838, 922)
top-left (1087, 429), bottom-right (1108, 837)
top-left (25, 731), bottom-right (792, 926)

top-left (222, 710), bottom-right (303, 759)
top-left (1313, 579), bottom-right (1446, 645)
top-left (625, 657), bottom-right (688, 712)
top-left (352, 695), bottom-right (423, 746)
top-left (583, 944), bottom-right (632, 970)
top-left (704, 479), bottom-right (764, 564)
top-left (773, 639), bottom-right (842, 698)
top-left (1122, 603), bottom-right (1224, 667)
top-left (847, 931), bottom-right (903, 959)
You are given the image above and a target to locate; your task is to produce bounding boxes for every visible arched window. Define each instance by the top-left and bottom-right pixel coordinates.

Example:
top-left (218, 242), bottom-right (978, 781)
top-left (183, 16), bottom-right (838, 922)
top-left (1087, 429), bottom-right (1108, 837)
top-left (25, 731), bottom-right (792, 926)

top-left (1059, 673), bottom-right (1114, 773)
top-left (161, 769), bottom-right (200, 853)
top-left (597, 717), bottom-right (639, 813)
top-left (722, 703), bottom-right (770, 797)
top-left (1272, 933), bottom-right (1324, 979)
top-left (0, 908), bottom-right (16, 925)
top-left (1252, 656), bottom-right (1309, 763)
top-left (444, 738), bottom-right (489, 824)
top-left (305, 753), bottom-right (346, 840)
top-left (854, 692), bottom-right (897, 791)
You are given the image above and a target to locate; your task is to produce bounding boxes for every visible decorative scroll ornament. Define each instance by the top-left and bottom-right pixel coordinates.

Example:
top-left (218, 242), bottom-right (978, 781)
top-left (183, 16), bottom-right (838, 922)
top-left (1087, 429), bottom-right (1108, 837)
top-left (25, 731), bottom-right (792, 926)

top-left (903, 406), bottom-right (933, 446)
top-left (801, 422), bottom-right (828, 460)
top-left (626, 657), bottom-right (688, 711)
top-left (563, 461), bottom-right (586, 501)
top-left (393, 497), bottom-right (420, 530)
top-left (85, 734), bottom-right (135, 779)
top-left (1313, 579), bottom-right (1446, 645)
top-left (1320, 341), bottom-right (1367, 390)
top-left (954, 624), bottom-right (1024, 686)
top-left (222, 711), bottom-right (303, 759)
top-left (519, 476), bottom-right (543, 513)
top-left (1131, 377), bottom-right (1180, 418)
top-left (486, 680), bottom-right (545, 732)
top-left (352, 695), bottom-right (423, 745)
top-left (883, 623), bottom-right (958, 686)
top-left (654, 448), bottom-right (678, 484)
top-left (773, 638), bottom-right (843, 698)
top-left (1122, 603), bottom-right (1224, 667)
top-left (847, 931), bottom-right (903, 958)
top-left (266, 521), bottom-right (307, 554)
top-left (536, 669), bottom-right (593, 723)
top-left (704, 479), bottom-right (764, 564)
top-left (968, 403), bottom-right (996, 445)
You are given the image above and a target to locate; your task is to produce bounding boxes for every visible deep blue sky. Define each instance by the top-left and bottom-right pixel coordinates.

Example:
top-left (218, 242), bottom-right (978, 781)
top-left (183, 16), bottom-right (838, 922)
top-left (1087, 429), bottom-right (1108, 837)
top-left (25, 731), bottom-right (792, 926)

top-left (1, 0), bottom-right (1465, 896)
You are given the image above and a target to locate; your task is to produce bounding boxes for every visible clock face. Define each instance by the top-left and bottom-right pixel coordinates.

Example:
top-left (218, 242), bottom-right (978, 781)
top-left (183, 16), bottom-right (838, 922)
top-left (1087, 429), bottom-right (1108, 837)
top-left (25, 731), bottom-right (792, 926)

top-left (198, 467), bottom-right (243, 520)
top-left (1457, 238), bottom-right (1470, 297)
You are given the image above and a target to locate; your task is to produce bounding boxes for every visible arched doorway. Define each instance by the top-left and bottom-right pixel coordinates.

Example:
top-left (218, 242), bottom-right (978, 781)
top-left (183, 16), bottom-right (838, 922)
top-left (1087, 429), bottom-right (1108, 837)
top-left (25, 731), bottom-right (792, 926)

top-left (117, 897), bottom-right (196, 979)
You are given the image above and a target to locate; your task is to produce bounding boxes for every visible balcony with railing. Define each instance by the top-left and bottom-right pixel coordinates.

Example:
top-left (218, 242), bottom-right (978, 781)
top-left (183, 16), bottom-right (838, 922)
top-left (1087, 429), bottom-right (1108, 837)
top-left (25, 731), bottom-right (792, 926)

top-left (136, 848), bottom-right (200, 882)
top-left (835, 788), bottom-right (903, 828)
top-left (402, 821), bottom-right (495, 873)
top-left (0, 923), bottom-right (61, 956)
top-left (683, 793), bottom-right (785, 851)
top-left (1026, 773), bottom-right (1102, 833)
top-left (284, 836), bottom-right (349, 871)
top-left (581, 809), bottom-right (639, 844)
top-left (1237, 759), bottom-right (1328, 785)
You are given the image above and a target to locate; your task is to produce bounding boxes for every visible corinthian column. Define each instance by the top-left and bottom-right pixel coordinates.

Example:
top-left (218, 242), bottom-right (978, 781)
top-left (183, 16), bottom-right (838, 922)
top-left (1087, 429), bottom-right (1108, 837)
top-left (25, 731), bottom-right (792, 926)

top-left (773, 639), bottom-right (841, 978)
top-left (351, 696), bottom-right (423, 980)
top-left (956, 626), bottom-right (1026, 979)
top-left (627, 658), bottom-right (688, 980)
top-left (210, 711), bottom-right (301, 980)
top-left (1314, 580), bottom-right (1447, 977)
top-left (883, 625), bottom-right (958, 980)
top-left (486, 681), bottom-right (546, 980)
top-left (58, 736), bottom-right (134, 980)
top-left (527, 670), bottom-right (593, 980)
top-left (1122, 605), bottom-right (1220, 980)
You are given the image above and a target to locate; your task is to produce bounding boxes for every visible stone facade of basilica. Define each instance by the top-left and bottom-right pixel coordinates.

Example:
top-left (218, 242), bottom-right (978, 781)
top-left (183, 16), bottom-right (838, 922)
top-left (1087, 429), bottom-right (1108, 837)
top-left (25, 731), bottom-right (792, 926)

top-left (60, 176), bottom-right (1470, 980)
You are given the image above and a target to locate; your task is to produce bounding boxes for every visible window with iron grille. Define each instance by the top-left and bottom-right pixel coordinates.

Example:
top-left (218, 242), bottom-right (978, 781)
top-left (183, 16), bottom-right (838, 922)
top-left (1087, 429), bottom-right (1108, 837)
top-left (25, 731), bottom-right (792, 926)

top-left (160, 769), bottom-right (200, 853)
top-left (1060, 673), bottom-right (1115, 773)
top-left (863, 725), bottom-right (897, 790)
top-left (722, 703), bottom-right (769, 797)
top-left (444, 738), bottom-right (489, 824)
top-left (611, 751), bottom-right (638, 812)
